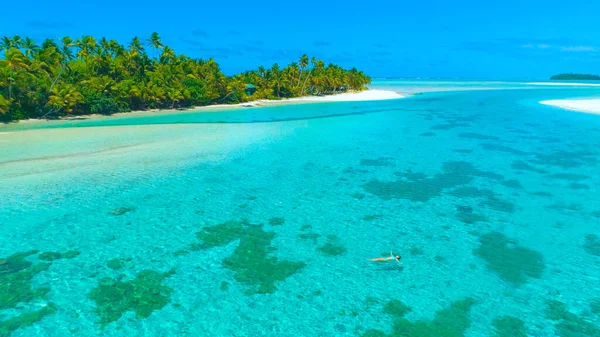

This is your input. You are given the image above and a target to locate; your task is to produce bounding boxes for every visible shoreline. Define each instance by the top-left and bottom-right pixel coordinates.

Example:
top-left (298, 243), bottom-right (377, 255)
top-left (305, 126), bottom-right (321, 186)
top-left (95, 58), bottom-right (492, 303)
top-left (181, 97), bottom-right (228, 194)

top-left (8, 89), bottom-right (404, 126)
top-left (540, 99), bottom-right (600, 115)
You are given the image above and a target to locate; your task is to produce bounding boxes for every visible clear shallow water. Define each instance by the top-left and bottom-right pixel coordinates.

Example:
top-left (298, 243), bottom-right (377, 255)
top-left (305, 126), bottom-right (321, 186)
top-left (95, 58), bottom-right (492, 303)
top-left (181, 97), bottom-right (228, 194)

top-left (1, 81), bottom-right (600, 336)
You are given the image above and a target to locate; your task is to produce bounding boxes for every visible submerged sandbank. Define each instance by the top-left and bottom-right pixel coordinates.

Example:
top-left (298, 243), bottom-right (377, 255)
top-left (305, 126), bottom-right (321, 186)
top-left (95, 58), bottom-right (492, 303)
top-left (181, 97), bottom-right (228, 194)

top-left (528, 82), bottom-right (600, 87)
top-left (540, 99), bottom-right (600, 115)
top-left (8, 89), bottom-right (403, 126)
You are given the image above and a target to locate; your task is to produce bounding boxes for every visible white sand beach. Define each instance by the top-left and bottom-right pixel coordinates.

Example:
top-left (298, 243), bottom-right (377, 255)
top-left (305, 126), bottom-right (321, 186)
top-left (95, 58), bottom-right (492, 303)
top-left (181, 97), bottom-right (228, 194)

top-left (237, 89), bottom-right (403, 107)
top-left (6, 89), bottom-right (403, 125)
top-left (528, 82), bottom-right (600, 87)
top-left (540, 99), bottom-right (600, 114)
top-left (286, 89), bottom-right (404, 102)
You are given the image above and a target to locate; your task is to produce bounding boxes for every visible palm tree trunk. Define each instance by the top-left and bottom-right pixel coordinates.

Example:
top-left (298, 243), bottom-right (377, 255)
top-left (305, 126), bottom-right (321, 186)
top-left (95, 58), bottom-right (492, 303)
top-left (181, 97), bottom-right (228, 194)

top-left (8, 68), bottom-right (12, 99)
top-left (297, 69), bottom-right (303, 87)
top-left (301, 72), bottom-right (311, 96)
top-left (49, 62), bottom-right (66, 94)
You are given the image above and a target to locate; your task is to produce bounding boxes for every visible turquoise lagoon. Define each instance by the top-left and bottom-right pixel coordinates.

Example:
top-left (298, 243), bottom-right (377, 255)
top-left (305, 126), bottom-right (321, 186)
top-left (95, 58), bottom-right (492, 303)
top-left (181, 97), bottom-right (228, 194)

top-left (1, 81), bottom-right (600, 336)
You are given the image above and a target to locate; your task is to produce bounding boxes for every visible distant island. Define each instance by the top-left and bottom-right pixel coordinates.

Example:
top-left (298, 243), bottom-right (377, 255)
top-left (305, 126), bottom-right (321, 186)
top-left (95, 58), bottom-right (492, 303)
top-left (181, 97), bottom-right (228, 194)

top-left (550, 73), bottom-right (600, 80)
top-left (0, 33), bottom-right (371, 122)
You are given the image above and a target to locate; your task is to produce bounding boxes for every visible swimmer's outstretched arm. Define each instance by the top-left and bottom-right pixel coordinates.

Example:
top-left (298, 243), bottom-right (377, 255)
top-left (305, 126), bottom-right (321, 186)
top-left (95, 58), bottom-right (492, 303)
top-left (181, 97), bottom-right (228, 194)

top-left (391, 251), bottom-right (403, 265)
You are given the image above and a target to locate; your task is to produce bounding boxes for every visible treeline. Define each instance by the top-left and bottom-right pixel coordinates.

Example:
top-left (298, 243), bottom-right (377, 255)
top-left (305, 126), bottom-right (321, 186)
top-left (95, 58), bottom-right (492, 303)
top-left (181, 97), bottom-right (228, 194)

top-left (0, 33), bottom-right (371, 121)
top-left (550, 73), bottom-right (600, 80)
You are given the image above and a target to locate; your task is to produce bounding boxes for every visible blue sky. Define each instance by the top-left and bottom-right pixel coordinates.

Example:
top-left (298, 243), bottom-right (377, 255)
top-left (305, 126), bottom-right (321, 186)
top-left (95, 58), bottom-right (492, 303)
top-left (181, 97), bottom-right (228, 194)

top-left (2, 0), bottom-right (599, 79)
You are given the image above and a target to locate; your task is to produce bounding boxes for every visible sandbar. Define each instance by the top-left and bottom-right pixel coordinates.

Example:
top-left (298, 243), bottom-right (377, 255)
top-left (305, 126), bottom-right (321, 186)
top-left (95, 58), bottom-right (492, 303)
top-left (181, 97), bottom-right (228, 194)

top-left (540, 99), bottom-right (600, 114)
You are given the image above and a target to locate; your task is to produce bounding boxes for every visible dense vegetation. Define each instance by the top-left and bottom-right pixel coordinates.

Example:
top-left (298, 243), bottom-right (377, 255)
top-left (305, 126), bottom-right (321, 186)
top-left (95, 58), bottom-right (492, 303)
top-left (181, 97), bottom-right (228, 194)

top-left (0, 33), bottom-right (371, 121)
top-left (550, 73), bottom-right (600, 80)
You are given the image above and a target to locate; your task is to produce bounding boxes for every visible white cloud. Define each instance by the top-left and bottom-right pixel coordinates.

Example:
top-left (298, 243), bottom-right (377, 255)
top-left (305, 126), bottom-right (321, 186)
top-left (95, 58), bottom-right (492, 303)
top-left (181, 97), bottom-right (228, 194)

top-left (560, 46), bottom-right (598, 52)
top-left (520, 43), bottom-right (552, 49)
top-left (519, 43), bottom-right (598, 52)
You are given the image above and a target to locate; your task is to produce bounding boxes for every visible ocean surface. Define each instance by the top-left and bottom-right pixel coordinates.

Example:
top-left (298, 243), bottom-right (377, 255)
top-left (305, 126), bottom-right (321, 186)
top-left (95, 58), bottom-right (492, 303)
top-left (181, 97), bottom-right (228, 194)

top-left (1, 80), bottom-right (600, 337)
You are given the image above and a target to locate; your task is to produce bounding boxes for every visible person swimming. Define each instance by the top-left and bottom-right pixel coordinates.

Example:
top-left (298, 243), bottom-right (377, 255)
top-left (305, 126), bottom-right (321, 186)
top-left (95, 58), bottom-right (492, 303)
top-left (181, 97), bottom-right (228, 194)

top-left (369, 251), bottom-right (402, 265)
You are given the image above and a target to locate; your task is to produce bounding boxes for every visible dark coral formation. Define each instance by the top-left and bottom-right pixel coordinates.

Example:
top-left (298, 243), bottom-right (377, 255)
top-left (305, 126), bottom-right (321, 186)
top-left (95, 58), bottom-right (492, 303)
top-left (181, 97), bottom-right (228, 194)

top-left (383, 299), bottom-right (411, 317)
top-left (88, 269), bottom-right (174, 327)
top-left (449, 187), bottom-right (496, 199)
top-left (547, 202), bottom-right (582, 212)
top-left (298, 232), bottom-right (321, 243)
top-left (546, 300), bottom-right (600, 337)
top-left (583, 234), bottom-right (600, 256)
top-left (408, 247), bottom-right (424, 255)
top-left (492, 316), bottom-right (527, 337)
top-left (106, 258), bottom-right (129, 270)
top-left (317, 235), bottom-right (346, 256)
top-left (360, 157), bottom-right (395, 167)
top-left (531, 191), bottom-right (552, 197)
top-left (453, 149), bottom-right (473, 154)
top-left (481, 143), bottom-right (528, 155)
top-left (196, 220), bottom-right (306, 295)
top-left (195, 220), bottom-right (248, 248)
top-left (473, 232), bottom-right (544, 285)
top-left (547, 173), bottom-right (589, 181)
top-left (480, 196), bottom-right (515, 213)
top-left (360, 298), bottom-right (476, 337)
top-left (38, 250), bottom-right (80, 261)
top-left (1, 251), bottom-right (48, 311)
top-left (268, 217), bottom-right (285, 226)
top-left (532, 149), bottom-right (597, 169)
top-left (511, 160), bottom-right (548, 174)
top-left (362, 161), bottom-right (504, 203)
top-left (459, 132), bottom-right (499, 140)
top-left (0, 249), bottom-right (77, 336)
top-left (455, 205), bottom-right (488, 224)
top-left (501, 179), bottom-right (523, 189)
top-left (0, 304), bottom-right (56, 337)
top-left (362, 214), bottom-right (382, 221)
top-left (108, 206), bottom-right (136, 216)
top-left (591, 298), bottom-right (600, 317)
top-left (569, 183), bottom-right (590, 190)
top-left (430, 122), bottom-right (470, 130)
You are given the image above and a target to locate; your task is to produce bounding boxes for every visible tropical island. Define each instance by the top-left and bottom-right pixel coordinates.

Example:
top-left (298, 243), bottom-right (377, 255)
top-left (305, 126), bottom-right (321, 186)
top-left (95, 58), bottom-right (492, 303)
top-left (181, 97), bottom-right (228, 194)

top-left (0, 33), bottom-right (372, 122)
top-left (550, 73), bottom-right (600, 80)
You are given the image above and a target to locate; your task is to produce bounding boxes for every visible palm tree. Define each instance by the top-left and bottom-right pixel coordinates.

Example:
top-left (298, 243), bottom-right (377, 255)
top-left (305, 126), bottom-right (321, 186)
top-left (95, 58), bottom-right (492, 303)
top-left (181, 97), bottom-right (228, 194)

top-left (99, 37), bottom-right (110, 56)
top-left (47, 83), bottom-right (83, 114)
top-left (1, 48), bottom-right (30, 99)
top-left (301, 56), bottom-right (318, 95)
top-left (148, 32), bottom-right (163, 59)
top-left (23, 37), bottom-right (39, 58)
top-left (297, 54), bottom-right (309, 87)
top-left (12, 35), bottom-right (24, 48)
top-left (257, 65), bottom-right (267, 86)
top-left (128, 36), bottom-right (145, 56)
top-left (61, 36), bottom-right (75, 61)
top-left (83, 75), bottom-right (114, 95)
top-left (271, 63), bottom-right (282, 98)
top-left (75, 35), bottom-right (97, 59)
top-left (0, 36), bottom-right (13, 52)
top-left (0, 32), bottom-right (372, 122)
top-left (160, 46), bottom-right (175, 64)
top-left (0, 95), bottom-right (10, 115)
top-left (286, 62), bottom-right (300, 91)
